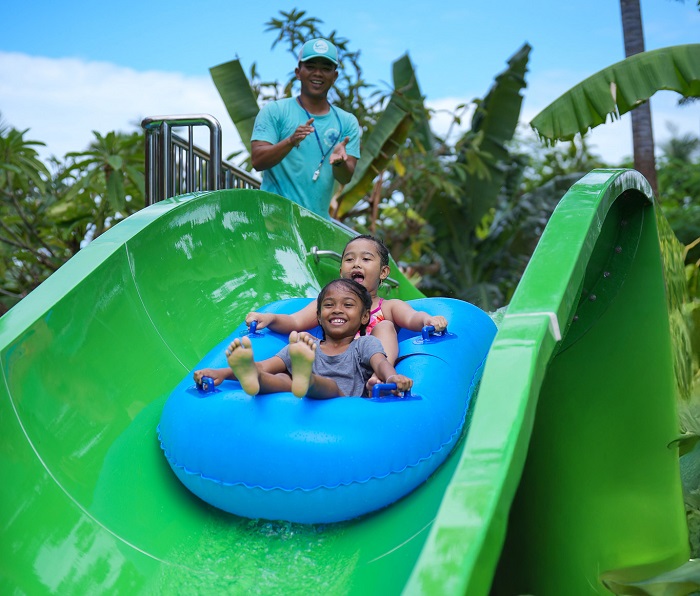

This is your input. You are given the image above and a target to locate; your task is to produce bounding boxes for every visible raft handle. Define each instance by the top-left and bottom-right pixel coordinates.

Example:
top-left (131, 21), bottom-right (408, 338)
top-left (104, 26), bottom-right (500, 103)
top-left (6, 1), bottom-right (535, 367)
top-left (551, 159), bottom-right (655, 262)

top-left (196, 376), bottom-right (217, 394)
top-left (371, 383), bottom-right (417, 399)
top-left (414, 325), bottom-right (454, 345)
top-left (242, 320), bottom-right (265, 337)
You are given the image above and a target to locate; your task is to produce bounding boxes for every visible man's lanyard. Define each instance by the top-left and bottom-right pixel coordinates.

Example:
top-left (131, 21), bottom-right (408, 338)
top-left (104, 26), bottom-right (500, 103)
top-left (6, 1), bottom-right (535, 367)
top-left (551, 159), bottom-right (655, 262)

top-left (296, 96), bottom-right (343, 182)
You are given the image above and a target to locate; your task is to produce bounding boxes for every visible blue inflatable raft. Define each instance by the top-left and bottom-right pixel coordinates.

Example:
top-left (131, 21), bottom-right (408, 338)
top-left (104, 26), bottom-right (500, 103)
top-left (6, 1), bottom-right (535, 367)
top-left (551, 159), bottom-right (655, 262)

top-left (158, 297), bottom-right (496, 523)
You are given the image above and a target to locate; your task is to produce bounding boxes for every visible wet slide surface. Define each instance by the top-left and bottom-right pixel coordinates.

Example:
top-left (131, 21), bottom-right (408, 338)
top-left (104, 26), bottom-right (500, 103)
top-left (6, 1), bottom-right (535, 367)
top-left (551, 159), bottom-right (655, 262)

top-left (0, 172), bottom-right (690, 594)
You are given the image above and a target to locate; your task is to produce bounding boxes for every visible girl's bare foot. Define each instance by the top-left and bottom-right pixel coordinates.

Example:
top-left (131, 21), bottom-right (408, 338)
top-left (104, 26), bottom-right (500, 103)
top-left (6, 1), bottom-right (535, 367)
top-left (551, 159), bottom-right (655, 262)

top-left (288, 331), bottom-right (316, 398)
top-left (226, 337), bottom-right (260, 395)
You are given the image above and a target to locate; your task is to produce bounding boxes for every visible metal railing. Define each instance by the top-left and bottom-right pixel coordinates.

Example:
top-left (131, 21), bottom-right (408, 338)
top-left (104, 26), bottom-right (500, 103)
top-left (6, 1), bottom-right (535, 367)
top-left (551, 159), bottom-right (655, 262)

top-left (140, 116), bottom-right (400, 289)
top-left (141, 114), bottom-right (260, 205)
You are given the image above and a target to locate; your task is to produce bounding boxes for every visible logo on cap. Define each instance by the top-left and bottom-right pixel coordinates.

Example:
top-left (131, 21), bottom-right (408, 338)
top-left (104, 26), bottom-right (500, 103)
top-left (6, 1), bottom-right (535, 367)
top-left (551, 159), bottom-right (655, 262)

top-left (299, 38), bottom-right (338, 65)
top-left (313, 40), bottom-right (330, 55)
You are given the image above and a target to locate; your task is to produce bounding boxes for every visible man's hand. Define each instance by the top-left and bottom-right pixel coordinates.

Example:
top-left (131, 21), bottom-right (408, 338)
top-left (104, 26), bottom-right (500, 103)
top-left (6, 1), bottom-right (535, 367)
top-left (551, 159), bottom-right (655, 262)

top-left (329, 137), bottom-right (356, 184)
top-left (330, 136), bottom-right (350, 166)
top-left (288, 119), bottom-right (315, 148)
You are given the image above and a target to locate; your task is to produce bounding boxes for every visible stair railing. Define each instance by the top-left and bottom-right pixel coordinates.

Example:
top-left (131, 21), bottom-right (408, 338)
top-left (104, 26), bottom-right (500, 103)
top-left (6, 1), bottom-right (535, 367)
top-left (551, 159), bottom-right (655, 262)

top-left (141, 114), bottom-right (260, 205)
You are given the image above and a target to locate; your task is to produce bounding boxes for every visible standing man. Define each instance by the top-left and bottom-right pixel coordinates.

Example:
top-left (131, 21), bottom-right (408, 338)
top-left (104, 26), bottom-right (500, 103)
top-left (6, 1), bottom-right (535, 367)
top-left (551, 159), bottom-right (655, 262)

top-left (251, 38), bottom-right (362, 219)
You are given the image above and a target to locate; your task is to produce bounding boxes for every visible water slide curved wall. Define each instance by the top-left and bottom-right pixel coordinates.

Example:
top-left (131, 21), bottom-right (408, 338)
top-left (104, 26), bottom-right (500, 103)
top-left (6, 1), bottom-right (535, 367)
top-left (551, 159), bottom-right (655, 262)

top-left (0, 171), bottom-right (689, 594)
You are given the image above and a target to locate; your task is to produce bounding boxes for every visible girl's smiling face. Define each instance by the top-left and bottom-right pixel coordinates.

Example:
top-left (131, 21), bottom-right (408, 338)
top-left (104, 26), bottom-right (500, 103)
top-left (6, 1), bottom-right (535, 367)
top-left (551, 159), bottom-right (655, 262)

top-left (317, 283), bottom-right (370, 339)
top-left (340, 238), bottom-right (390, 294)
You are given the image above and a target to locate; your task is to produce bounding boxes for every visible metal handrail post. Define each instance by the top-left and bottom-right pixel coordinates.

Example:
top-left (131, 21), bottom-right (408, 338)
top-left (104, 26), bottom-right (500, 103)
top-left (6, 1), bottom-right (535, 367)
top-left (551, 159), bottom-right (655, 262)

top-left (209, 122), bottom-right (222, 191)
top-left (162, 121), bottom-right (173, 201)
top-left (186, 125), bottom-right (195, 194)
top-left (141, 114), bottom-right (259, 203)
top-left (144, 127), bottom-right (157, 205)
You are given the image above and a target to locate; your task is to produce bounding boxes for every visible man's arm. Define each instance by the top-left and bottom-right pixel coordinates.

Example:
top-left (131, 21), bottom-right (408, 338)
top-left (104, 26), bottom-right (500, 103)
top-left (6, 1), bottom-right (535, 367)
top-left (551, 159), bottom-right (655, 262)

top-left (251, 119), bottom-right (315, 171)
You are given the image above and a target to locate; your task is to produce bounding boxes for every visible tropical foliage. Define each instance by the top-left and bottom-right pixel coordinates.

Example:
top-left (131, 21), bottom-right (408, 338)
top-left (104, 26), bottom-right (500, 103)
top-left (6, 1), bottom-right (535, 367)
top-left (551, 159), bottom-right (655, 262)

top-left (0, 118), bottom-right (144, 314)
top-left (5, 9), bottom-right (700, 316)
top-left (3, 7), bottom-right (700, 588)
top-left (6, 10), bottom-right (698, 319)
top-left (211, 10), bottom-right (549, 310)
top-left (0, 124), bottom-right (58, 312)
top-left (659, 131), bottom-right (700, 256)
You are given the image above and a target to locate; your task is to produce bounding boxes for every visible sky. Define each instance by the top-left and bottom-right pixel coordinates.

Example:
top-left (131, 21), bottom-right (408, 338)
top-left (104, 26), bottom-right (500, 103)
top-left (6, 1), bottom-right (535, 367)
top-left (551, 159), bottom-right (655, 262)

top-left (1, 0), bottom-right (699, 166)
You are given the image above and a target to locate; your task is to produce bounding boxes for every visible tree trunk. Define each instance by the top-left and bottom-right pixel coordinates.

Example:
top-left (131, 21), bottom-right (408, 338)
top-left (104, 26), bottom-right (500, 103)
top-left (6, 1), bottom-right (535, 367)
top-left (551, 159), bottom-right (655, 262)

top-left (620, 0), bottom-right (658, 195)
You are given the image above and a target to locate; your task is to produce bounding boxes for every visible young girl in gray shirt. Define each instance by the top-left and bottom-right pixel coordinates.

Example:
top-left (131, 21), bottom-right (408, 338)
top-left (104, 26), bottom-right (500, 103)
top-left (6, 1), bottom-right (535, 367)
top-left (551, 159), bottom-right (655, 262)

top-left (222, 279), bottom-right (412, 399)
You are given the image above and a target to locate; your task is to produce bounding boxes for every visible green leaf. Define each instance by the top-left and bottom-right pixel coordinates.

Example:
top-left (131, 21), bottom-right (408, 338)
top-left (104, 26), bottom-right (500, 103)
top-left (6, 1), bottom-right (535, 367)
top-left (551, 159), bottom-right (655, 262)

top-left (125, 164), bottom-right (145, 197)
top-left (420, 43), bottom-right (531, 308)
top-left (460, 42), bottom-right (531, 225)
top-left (393, 154), bottom-right (406, 177)
top-left (335, 99), bottom-right (413, 217)
top-left (602, 559), bottom-right (700, 595)
top-left (0, 163), bottom-right (22, 176)
top-left (106, 170), bottom-right (125, 212)
top-left (210, 59), bottom-right (261, 152)
top-left (107, 155), bottom-right (123, 171)
top-left (46, 199), bottom-right (93, 225)
top-left (335, 54), bottom-right (432, 217)
top-left (392, 53), bottom-right (434, 150)
top-left (531, 44), bottom-right (700, 143)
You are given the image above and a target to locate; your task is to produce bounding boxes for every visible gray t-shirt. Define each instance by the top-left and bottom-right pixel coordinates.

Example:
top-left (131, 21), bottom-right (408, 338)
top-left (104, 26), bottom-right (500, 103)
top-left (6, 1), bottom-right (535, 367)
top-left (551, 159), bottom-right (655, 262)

top-left (277, 335), bottom-right (385, 397)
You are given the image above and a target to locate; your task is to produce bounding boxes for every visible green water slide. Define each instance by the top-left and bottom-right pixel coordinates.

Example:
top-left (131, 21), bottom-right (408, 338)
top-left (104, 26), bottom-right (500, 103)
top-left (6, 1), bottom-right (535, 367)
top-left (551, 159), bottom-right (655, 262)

top-left (0, 170), bottom-right (690, 594)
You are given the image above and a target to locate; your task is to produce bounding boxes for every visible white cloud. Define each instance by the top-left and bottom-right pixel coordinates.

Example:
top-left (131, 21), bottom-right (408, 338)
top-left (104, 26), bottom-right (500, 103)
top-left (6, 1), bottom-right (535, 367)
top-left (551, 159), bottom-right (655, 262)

top-left (2, 51), bottom-right (697, 173)
top-left (0, 51), bottom-right (246, 161)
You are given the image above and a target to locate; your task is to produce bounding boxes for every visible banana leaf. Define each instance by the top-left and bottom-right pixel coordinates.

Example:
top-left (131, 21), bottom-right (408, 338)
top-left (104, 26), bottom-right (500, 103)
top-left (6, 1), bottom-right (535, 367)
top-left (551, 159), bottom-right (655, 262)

top-left (209, 59), bottom-right (260, 153)
top-left (336, 54), bottom-right (427, 217)
top-left (424, 43), bottom-right (531, 305)
top-left (460, 42), bottom-right (531, 225)
top-left (602, 559), bottom-right (700, 595)
top-left (531, 44), bottom-right (700, 144)
top-left (334, 100), bottom-right (413, 217)
top-left (392, 54), bottom-right (434, 151)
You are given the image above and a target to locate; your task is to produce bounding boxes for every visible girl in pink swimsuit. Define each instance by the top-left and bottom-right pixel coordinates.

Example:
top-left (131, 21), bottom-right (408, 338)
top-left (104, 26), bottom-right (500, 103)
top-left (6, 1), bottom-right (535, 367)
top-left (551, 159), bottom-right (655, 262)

top-left (362, 298), bottom-right (385, 337)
